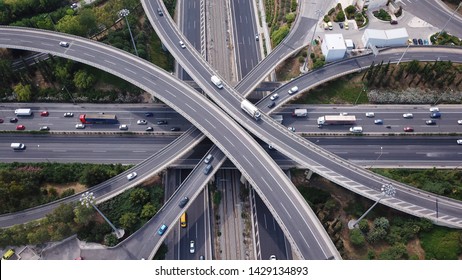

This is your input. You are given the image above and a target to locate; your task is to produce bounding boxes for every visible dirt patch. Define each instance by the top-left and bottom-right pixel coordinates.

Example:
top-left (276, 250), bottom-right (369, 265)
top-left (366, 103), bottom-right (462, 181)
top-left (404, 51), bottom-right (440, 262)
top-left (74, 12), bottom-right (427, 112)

top-left (43, 182), bottom-right (87, 195)
top-left (407, 238), bottom-right (425, 259)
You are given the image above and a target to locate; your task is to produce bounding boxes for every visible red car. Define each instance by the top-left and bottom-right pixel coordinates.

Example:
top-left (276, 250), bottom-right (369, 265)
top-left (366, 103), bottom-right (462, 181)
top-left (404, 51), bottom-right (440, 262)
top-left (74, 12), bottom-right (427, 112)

top-left (40, 111), bottom-right (49, 117)
top-left (16, 125), bottom-right (26, 130)
top-left (403, 127), bottom-right (414, 132)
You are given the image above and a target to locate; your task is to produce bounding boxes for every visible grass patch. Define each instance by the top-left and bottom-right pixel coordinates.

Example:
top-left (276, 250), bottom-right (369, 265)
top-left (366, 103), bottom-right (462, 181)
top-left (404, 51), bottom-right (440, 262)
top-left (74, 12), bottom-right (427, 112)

top-left (420, 227), bottom-right (462, 259)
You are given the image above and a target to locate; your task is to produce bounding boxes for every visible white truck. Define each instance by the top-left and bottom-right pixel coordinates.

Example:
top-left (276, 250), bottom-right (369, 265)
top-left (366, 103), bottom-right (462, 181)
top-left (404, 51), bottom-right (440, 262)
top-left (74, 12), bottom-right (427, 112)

top-left (317, 115), bottom-right (356, 126)
top-left (14, 108), bottom-right (32, 116)
top-left (292, 108), bottom-right (307, 117)
top-left (241, 100), bottom-right (261, 120)
top-left (211, 75), bottom-right (223, 89)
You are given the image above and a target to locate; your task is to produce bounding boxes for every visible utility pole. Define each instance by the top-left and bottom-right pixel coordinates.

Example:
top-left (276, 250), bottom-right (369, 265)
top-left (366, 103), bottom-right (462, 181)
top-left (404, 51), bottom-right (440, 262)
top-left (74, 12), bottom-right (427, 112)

top-left (118, 9), bottom-right (139, 56)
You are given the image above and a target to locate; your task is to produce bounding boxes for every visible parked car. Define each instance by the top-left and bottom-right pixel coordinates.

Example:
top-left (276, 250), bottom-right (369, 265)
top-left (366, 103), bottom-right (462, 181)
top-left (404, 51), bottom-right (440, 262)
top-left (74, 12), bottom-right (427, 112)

top-left (404, 127), bottom-right (414, 132)
top-left (418, 38), bottom-right (423, 45)
top-left (75, 124), bottom-right (85, 129)
top-left (344, 21), bottom-right (349, 30)
top-left (270, 93), bottom-right (279, 100)
top-left (137, 119), bottom-right (147, 125)
top-left (327, 21), bottom-right (333, 30)
top-left (16, 125), bottom-right (25, 130)
top-left (403, 113), bottom-right (413, 118)
top-left (40, 111), bottom-right (49, 117)
top-left (178, 196), bottom-right (189, 208)
top-left (64, 112), bottom-right (74, 117)
top-left (425, 120), bottom-right (436, 125)
top-left (157, 224), bottom-right (168, 236)
top-left (126, 172), bottom-right (137, 180)
top-left (412, 38), bottom-right (418, 45)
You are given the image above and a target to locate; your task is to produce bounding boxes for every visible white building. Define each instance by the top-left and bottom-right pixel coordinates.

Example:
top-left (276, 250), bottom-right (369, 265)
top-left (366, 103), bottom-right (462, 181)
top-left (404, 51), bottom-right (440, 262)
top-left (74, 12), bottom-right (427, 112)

top-left (356, 0), bottom-right (389, 10)
top-left (362, 28), bottom-right (408, 48)
top-left (321, 34), bottom-right (347, 62)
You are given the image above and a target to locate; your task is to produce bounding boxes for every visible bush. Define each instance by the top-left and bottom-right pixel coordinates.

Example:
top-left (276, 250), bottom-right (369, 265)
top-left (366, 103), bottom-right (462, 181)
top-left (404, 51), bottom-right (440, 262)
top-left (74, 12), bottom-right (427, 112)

top-left (328, 8), bottom-right (335, 15)
top-left (335, 10), bottom-right (346, 22)
top-left (350, 228), bottom-right (365, 246)
top-left (420, 227), bottom-right (462, 259)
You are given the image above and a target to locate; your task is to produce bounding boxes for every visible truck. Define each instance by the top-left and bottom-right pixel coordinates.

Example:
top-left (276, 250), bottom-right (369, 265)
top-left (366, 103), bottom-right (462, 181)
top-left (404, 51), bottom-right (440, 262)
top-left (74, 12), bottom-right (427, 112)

top-left (79, 113), bottom-right (118, 124)
top-left (292, 108), bottom-right (307, 117)
top-left (241, 100), bottom-right (261, 120)
top-left (211, 75), bottom-right (223, 89)
top-left (14, 108), bottom-right (32, 116)
top-left (317, 115), bottom-right (356, 126)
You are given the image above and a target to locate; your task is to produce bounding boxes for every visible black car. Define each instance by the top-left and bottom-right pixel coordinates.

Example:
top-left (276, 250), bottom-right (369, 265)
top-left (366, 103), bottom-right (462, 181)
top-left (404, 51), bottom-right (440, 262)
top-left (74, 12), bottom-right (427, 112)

top-left (418, 38), bottom-right (423, 45)
top-left (170, 127), bottom-right (180, 131)
top-left (178, 196), bottom-right (189, 208)
top-left (144, 112), bottom-right (154, 117)
top-left (425, 120), bottom-right (436, 125)
top-left (412, 38), bottom-right (418, 45)
top-left (9, 117), bottom-right (18, 123)
top-left (430, 112), bottom-right (441, 118)
top-left (339, 22), bottom-right (343, 29)
top-left (267, 101), bottom-right (275, 108)
top-left (157, 120), bottom-right (168, 125)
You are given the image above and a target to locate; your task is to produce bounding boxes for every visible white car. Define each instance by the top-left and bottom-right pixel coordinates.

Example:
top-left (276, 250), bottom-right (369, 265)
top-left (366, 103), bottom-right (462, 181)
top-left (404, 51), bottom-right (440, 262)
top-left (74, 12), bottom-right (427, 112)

top-left (64, 112), bottom-right (74, 117)
top-left (179, 40), bottom-right (186, 49)
top-left (458, 120), bottom-right (462, 125)
top-left (288, 86), bottom-right (299, 95)
top-left (365, 112), bottom-right (375, 118)
top-left (270, 93), bottom-right (279, 100)
top-left (137, 119), bottom-right (147, 125)
top-left (340, 112), bottom-right (348, 116)
top-left (288, 126), bottom-right (295, 132)
top-left (403, 113), bottom-right (413, 118)
top-left (75, 124), bottom-right (85, 129)
top-left (189, 240), bottom-right (195, 254)
top-left (59, 41), bottom-right (69, 47)
top-left (126, 172), bottom-right (137, 180)
top-left (269, 255), bottom-right (277, 260)
top-left (429, 107), bottom-right (439, 112)
top-left (119, 124), bottom-right (128, 130)
top-left (457, 140), bottom-right (462, 145)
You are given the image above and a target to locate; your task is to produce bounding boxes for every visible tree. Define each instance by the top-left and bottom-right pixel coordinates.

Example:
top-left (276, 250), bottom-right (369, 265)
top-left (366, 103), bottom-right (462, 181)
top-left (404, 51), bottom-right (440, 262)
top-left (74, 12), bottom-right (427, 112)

top-left (129, 188), bottom-right (150, 205)
top-left (78, 9), bottom-right (97, 36)
top-left (119, 212), bottom-right (138, 232)
top-left (56, 15), bottom-right (86, 36)
top-left (358, 219), bottom-right (370, 233)
top-left (140, 203), bottom-right (156, 220)
top-left (27, 227), bottom-right (50, 245)
top-left (350, 228), bottom-right (365, 246)
top-left (335, 10), bottom-right (345, 22)
top-left (104, 233), bottom-right (118, 247)
top-left (373, 217), bottom-right (390, 230)
top-left (74, 205), bottom-right (95, 226)
top-left (73, 69), bottom-right (96, 90)
top-left (13, 83), bottom-right (32, 101)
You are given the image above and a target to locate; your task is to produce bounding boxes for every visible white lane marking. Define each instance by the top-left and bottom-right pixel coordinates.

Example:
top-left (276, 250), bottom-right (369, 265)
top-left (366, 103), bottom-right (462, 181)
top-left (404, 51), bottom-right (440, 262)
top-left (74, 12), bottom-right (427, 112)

top-left (103, 59), bottom-right (116, 65)
top-left (280, 203), bottom-right (292, 219)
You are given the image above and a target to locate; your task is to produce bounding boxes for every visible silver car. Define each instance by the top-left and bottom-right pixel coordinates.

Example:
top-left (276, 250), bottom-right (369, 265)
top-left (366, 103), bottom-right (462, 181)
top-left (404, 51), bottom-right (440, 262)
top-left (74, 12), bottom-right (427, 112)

top-left (126, 172), bottom-right (137, 180)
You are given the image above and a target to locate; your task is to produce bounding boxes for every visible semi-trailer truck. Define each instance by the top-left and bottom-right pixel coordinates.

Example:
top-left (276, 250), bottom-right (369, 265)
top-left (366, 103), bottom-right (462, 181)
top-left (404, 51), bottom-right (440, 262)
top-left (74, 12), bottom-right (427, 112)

top-left (317, 115), bottom-right (356, 126)
top-left (241, 100), bottom-right (261, 120)
top-left (211, 75), bottom-right (223, 89)
top-left (292, 108), bottom-right (308, 117)
top-left (14, 108), bottom-right (32, 116)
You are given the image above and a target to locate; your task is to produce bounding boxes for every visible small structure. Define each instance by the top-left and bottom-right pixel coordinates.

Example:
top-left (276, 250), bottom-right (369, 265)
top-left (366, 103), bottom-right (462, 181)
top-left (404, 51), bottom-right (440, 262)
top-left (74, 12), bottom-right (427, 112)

top-left (344, 39), bottom-right (355, 50)
top-left (356, 0), bottom-right (389, 10)
top-left (362, 28), bottom-right (408, 48)
top-left (321, 34), bottom-right (347, 62)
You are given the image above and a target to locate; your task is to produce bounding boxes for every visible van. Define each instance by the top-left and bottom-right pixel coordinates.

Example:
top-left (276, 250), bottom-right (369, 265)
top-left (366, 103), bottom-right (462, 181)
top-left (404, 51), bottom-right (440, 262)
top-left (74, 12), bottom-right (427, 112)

top-left (2, 249), bottom-right (15, 260)
top-left (349, 126), bottom-right (363, 133)
top-left (180, 212), bottom-right (187, 228)
top-left (11, 143), bottom-right (25, 150)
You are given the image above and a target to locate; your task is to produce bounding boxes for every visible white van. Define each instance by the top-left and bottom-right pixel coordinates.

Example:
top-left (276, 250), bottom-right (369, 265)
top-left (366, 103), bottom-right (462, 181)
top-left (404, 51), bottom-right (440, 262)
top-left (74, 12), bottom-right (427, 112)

top-left (11, 143), bottom-right (26, 150)
top-left (349, 126), bottom-right (363, 133)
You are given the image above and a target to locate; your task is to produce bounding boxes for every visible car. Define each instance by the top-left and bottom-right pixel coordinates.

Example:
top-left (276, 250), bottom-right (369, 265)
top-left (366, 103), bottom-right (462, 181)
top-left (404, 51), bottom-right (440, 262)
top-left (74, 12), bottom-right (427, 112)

top-left (268, 145), bottom-right (275, 150)
top-left (403, 113), bottom-right (413, 118)
top-left (39, 126), bottom-right (50, 131)
top-left (457, 140), bottom-right (462, 145)
top-left (16, 125), bottom-right (26, 130)
top-left (157, 7), bottom-right (163, 16)
top-left (425, 120), bottom-right (436, 125)
top-left (412, 38), bottom-right (418, 45)
top-left (189, 240), bottom-right (195, 254)
top-left (390, 19), bottom-right (398, 25)
top-left (344, 21), bottom-right (349, 30)
top-left (458, 120), bottom-right (462, 125)
top-left (170, 127), bottom-right (180, 131)
top-left (157, 120), bottom-right (168, 125)
top-left (59, 41), bottom-right (69, 47)
top-left (40, 111), bottom-right (49, 117)
top-left (365, 112), bottom-right (375, 118)
top-left (423, 39), bottom-right (429, 45)
top-left (270, 93), bottom-right (279, 100)
top-left (404, 126), bottom-right (414, 132)
top-left (119, 124), bottom-right (128, 130)
top-left (204, 154), bottom-right (213, 164)
top-left (327, 21), bottom-right (333, 30)
top-left (137, 119), bottom-right (147, 125)
top-left (339, 22), bottom-right (343, 29)
top-left (70, 3), bottom-right (78, 9)
top-left (179, 40), bottom-right (186, 49)
top-left (75, 124), bottom-right (85, 129)
top-left (126, 172), bottom-right (137, 180)
top-left (145, 126), bottom-right (153, 131)
top-left (407, 39), bottom-right (413, 45)
top-left (386, 125), bottom-right (391, 129)
top-left (64, 112), bottom-right (74, 117)
top-left (157, 224), bottom-right (168, 236)
top-left (255, 33), bottom-right (259, 41)
top-left (430, 112), bottom-right (441, 118)
top-left (340, 112), bottom-right (348, 116)
top-left (270, 255), bottom-right (277, 260)
top-left (178, 196), bottom-right (189, 208)
top-left (204, 164), bottom-right (212, 175)
top-left (0, 118), bottom-right (3, 123)
top-left (288, 126), bottom-right (295, 132)
top-left (9, 117), bottom-right (18, 123)
top-left (374, 119), bottom-right (383, 125)
top-left (267, 101), bottom-right (275, 108)
top-left (288, 86), bottom-right (298, 95)
top-left (349, 126), bottom-right (363, 133)
top-left (144, 112), bottom-right (154, 117)
top-left (199, 255), bottom-right (205, 260)
top-left (418, 38), bottom-right (423, 45)
top-left (429, 107), bottom-right (439, 112)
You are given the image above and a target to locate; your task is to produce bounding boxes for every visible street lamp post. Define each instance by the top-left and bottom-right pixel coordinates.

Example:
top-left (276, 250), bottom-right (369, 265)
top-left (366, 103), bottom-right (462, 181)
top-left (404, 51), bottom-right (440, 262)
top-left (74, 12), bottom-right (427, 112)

top-left (348, 184), bottom-right (396, 229)
top-left (370, 146), bottom-right (383, 169)
top-left (118, 9), bottom-right (139, 56)
top-left (61, 85), bottom-right (76, 104)
top-left (80, 191), bottom-right (125, 239)
top-left (302, 10), bottom-right (322, 73)
top-left (396, 43), bottom-right (410, 66)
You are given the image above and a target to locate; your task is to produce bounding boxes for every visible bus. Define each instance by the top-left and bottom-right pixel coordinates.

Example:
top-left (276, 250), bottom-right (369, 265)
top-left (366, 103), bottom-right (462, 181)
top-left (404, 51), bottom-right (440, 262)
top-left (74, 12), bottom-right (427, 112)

top-left (79, 114), bottom-right (118, 124)
top-left (180, 212), bottom-right (187, 228)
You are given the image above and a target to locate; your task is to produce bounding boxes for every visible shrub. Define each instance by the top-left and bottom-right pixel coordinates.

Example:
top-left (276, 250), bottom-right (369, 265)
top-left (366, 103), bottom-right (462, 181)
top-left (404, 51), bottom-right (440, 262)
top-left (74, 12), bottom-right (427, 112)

top-left (335, 10), bottom-right (345, 22)
top-left (350, 228), bottom-right (365, 246)
top-left (420, 227), bottom-right (462, 259)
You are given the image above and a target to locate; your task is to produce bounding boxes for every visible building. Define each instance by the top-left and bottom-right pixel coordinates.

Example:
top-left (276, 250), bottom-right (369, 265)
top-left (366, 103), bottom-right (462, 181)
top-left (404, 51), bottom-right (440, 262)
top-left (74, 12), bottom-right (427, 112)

top-left (362, 28), bottom-right (408, 48)
top-left (344, 39), bottom-right (355, 50)
top-left (356, 0), bottom-right (389, 10)
top-left (321, 34), bottom-right (347, 62)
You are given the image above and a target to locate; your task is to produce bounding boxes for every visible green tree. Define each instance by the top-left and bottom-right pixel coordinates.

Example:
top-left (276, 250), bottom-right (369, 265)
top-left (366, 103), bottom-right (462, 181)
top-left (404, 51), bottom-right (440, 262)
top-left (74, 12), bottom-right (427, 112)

top-left (358, 219), bottom-right (370, 233)
top-left (119, 212), bottom-right (138, 232)
top-left (78, 9), bottom-right (97, 36)
top-left (140, 203), bottom-right (156, 220)
top-left (27, 227), bottom-right (50, 245)
top-left (379, 243), bottom-right (408, 260)
top-left (104, 233), bottom-right (118, 247)
top-left (335, 10), bottom-right (345, 22)
top-left (74, 205), bottom-right (95, 226)
top-left (56, 15), bottom-right (86, 36)
top-left (73, 69), bottom-right (96, 90)
top-left (129, 188), bottom-right (150, 205)
top-left (13, 83), bottom-right (32, 101)
top-left (350, 228), bottom-right (365, 247)
top-left (374, 217), bottom-right (390, 230)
